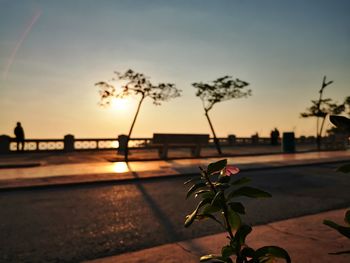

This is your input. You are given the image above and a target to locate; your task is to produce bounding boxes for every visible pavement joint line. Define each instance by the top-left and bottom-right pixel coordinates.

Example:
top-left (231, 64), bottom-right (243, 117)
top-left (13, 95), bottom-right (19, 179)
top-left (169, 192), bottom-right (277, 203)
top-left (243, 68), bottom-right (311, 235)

top-left (264, 223), bottom-right (320, 241)
top-left (175, 243), bottom-right (196, 256)
top-left (0, 159), bottom-right (348, 191)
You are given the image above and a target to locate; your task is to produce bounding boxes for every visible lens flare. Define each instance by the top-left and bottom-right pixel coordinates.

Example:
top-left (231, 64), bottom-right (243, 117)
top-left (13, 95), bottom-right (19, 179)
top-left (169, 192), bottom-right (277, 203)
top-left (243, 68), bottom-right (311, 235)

top-left (3, 10), bottom-right (42, 80)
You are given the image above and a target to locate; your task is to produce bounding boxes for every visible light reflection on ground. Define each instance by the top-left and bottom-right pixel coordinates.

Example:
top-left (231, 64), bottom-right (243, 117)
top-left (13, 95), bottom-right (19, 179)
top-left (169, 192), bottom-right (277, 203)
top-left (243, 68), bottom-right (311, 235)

top-left (1, 151), bottom-right (349, 181)
top-left (111, 162), bottom-right (129, 173)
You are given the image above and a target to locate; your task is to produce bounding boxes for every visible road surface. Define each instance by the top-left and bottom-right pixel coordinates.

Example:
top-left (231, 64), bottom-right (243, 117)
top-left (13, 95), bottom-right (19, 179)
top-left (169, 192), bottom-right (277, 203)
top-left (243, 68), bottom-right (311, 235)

top-left (0, 163), bottom-right (349, 262)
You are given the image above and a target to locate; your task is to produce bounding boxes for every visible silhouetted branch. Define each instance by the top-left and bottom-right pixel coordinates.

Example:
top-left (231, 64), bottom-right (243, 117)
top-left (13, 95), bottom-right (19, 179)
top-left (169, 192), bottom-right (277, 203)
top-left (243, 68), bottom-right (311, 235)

top-left (96, 69), bottom-right (181, 161)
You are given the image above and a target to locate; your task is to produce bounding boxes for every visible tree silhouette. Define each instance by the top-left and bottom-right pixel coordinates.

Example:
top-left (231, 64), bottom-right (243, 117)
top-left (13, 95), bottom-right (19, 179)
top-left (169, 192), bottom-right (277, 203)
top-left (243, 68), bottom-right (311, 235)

top-left (96, 69), bottom-right (181, 161)
top-left (301, 76), bottom-right (346, 150)
top-left (193, 76), bottom-right (251, 155)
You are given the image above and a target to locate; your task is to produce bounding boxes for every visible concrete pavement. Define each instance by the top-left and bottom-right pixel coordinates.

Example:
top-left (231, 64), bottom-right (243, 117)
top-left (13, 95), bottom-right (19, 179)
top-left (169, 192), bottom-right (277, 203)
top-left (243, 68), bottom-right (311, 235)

top-left (0, 144), bottom-right (317, 166)
top-left (86, 209), bottom-right (350, 263)
top-left (0, 150), bottom-right (349, 189)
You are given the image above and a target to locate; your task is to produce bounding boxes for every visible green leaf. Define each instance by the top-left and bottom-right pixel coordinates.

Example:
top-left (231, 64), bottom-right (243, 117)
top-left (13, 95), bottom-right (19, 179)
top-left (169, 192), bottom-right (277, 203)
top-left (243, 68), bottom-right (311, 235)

top-left (227, 208), bottom-right (241, 230)
top-left (231, 177), bottom-right (251, 186)
top-left (235, 224), bottom-right (252, 245)
top-left (208, 159), bottom-right (227, 175)
top-left (202, 191), bottom-right (216, 201)
top-left (203, 203), bottom-right (222, 214)
top-left (218, 175), bottom-right (231, 183)
top-left (186, 182), bottom-right (207, 199)
top-left (184, 199), bottom-right (210, 228)
top-left (228, 202), bottom-right (245, 214)
top-left (215, 183), bottom-right (231, 191)
top-left (196, 213), bottom-right (219, 222)
top-left (345, 210), bottom-right (350, 225)
top-left (221, 245), bottom-right (234, 258)
top-left (200, 254), bottom-right (225, 262)
top-left (195, 189), bottom-right (211, 198)
top-left (255, 246), bottom-right (291, 263)
top-left (184, 177), bottom-right (204, 185)
top-left (228, 187), bottom-right (272, 199)
top-left (329, 115), bottom-right (350, 132)
top-left (337, 163), bottom-right (350, 173)
top-left (323, 219), bottom-right (350, 238)
top-left (241, 247), bottom-right (255, 258)
top-left (211, 191), bottom-right (225, 207)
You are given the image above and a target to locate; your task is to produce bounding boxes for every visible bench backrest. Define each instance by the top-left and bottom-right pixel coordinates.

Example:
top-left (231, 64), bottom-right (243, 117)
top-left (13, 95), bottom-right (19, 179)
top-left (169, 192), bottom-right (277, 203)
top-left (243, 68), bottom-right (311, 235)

top-left (153, 133), bottom-right (209, 145)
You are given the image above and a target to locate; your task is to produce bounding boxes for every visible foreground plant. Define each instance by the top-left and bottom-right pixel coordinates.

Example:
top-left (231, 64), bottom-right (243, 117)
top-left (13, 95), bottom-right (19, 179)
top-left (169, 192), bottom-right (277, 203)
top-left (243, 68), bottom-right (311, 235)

top-left (323, 115), bottom-right (350, 255)
top-left (184, 159), bottom-right (291, 263)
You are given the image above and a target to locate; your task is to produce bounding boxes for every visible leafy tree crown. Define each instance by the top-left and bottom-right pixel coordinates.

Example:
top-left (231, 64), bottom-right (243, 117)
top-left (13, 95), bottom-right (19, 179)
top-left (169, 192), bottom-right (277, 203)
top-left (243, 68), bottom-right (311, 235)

top-left (301, 98), bottom-right (345, 118)
top-left (192, 76), bottom-right (251, 111)
top-left (96, 69), bottom-right (181, 106)
top-left (192, 76), bottom-right (251, 112)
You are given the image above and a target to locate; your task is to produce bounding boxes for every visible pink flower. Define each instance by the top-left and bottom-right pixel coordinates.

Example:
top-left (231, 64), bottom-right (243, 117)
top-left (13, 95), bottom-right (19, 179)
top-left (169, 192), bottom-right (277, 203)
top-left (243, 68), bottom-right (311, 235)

top-left (225, 165), bottom-right (240, 176)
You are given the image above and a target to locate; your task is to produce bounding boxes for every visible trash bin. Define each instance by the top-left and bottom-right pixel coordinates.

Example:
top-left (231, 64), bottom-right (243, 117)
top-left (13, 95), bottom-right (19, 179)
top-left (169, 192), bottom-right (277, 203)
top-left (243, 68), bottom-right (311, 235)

top-left (0, 135), bottom-right (11, 154)
top-left (228, 135), bottom-right (236, 145)
top-left (64, 134), bottom-right (75, 152)
top-left (282, 132), bottom-right (295, 153)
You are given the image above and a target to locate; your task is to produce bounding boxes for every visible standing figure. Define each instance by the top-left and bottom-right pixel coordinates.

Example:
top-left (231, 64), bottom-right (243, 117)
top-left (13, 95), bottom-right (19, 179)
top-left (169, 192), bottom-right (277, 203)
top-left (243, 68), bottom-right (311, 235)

top-left (14, 122), bottom-right (25, 151)
top-left (274, 128), bottom-right (280, 142)
top-left (270, 128), bottom-right (280, 145)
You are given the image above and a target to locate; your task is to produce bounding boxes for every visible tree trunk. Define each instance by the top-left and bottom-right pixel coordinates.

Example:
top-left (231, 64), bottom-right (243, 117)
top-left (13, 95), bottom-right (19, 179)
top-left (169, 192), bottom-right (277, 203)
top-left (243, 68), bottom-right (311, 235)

top-left (124, 96), bottom-right (144, 162)
top-left (316, 117), bottom-right (321, 151)
top-left (205, 110), bottom-right (222, 155)
top-left (317, 116), bottom-right (327, 151)
top-left (315, 76), bottom-right (332, 151)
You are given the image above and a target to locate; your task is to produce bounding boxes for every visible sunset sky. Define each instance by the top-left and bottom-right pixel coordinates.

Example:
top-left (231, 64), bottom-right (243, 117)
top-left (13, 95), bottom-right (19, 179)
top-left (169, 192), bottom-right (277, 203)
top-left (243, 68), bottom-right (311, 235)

top-left (1, 0), bottom-right (349, 139)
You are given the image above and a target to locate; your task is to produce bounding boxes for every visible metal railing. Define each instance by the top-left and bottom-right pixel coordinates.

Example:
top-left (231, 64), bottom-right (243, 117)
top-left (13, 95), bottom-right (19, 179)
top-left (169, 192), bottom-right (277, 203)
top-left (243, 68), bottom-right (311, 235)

top-left (7, 137), bottom-right (153, 152)
top-left (2, 135), bottom-right (321, 153)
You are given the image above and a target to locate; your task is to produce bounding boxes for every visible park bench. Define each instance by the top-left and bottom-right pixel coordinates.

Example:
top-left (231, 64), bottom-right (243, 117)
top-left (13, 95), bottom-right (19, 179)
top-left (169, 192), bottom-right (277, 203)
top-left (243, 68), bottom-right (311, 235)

top-left (152, 133), bottom-right (210, 159)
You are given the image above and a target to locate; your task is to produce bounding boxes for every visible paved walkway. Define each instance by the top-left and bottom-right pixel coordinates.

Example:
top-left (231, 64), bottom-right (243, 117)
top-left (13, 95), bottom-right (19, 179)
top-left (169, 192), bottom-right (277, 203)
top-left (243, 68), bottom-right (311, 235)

top-left (86, 208), bottom-right (350, 263)
top-left (0, 150), bottom-right (349, 189)
top-left (0, 144), bottom-right (317, 166)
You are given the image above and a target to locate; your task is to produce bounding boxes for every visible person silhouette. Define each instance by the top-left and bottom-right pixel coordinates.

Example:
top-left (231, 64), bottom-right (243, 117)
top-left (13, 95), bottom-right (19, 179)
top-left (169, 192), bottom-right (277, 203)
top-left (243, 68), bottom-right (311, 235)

top-left (270, 128), bottom-right (280, 145)
top-left (14, 122), bottom-right (25, 151)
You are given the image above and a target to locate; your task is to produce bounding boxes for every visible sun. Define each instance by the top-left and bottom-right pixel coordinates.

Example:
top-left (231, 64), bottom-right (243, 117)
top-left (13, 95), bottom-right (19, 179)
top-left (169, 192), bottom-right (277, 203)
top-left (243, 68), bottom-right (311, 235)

top-left (110, 98), bottom-right (128, 111)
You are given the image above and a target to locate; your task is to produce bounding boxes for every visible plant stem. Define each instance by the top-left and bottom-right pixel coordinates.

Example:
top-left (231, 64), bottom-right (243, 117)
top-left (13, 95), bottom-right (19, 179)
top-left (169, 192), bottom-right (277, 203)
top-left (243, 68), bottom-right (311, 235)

top-left (202, 169), bottom-right (217, 194)
top-left (319, 115), bottom-right (327, 147)
top-left (222, 202), bottom-right (235, 240)
top-left (203, 169), bottom-right (234, 240)
top-left (315, 76), bottom-right (333, 151)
